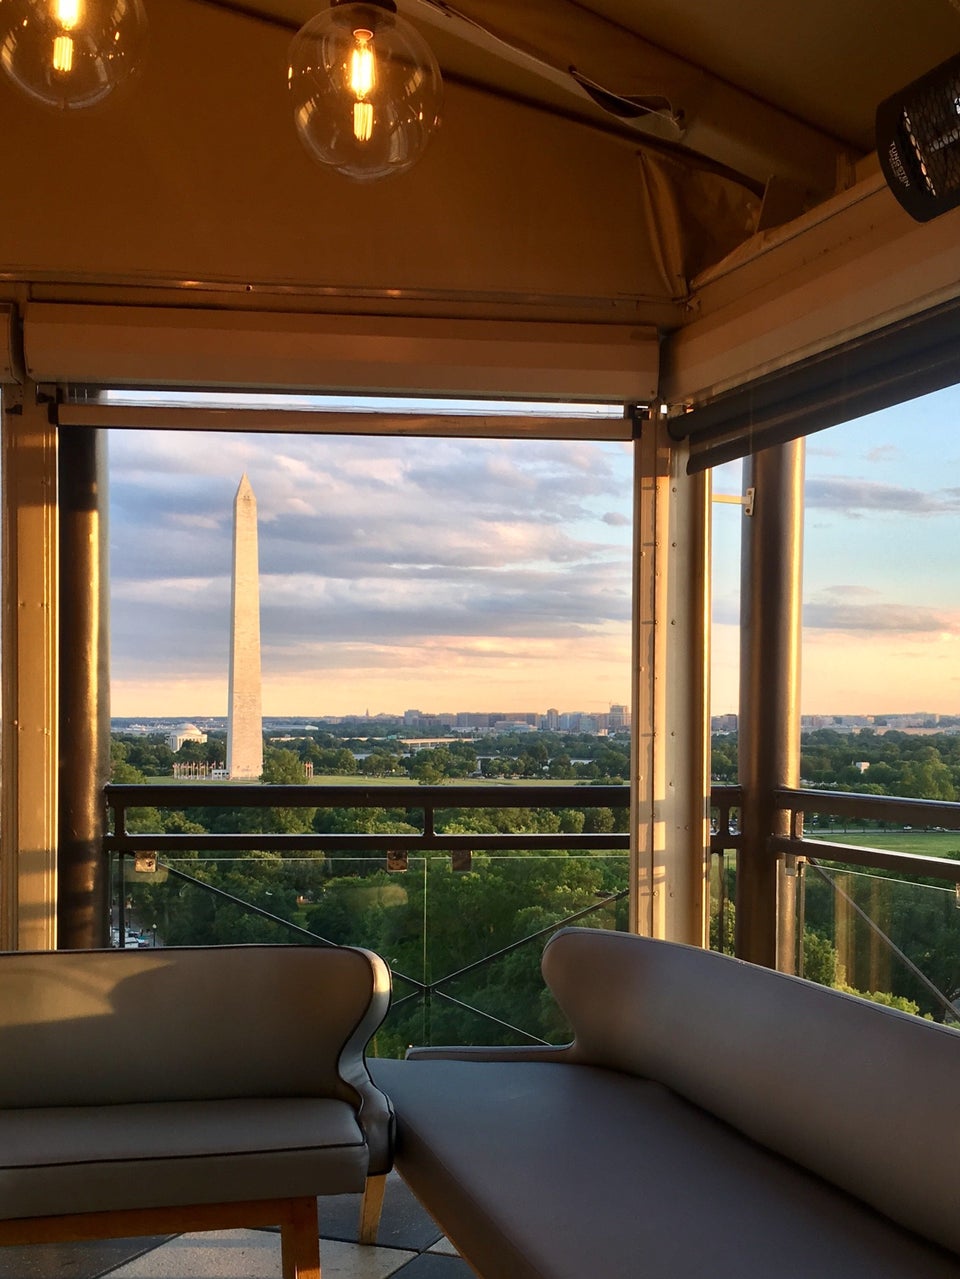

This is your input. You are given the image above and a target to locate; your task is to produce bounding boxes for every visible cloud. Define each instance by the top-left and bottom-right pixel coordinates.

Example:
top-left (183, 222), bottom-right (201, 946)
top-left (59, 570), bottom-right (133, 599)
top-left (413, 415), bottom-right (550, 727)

top-left (804, 600), bottom-right (960, 635)
top-left (805, 476), bottom-right (960, 516)
top-left (818, 584), bottom-right (880, 600)
top-left (108, 431), bottom-right (634, 708)
top-left (866, 445), bottom-right (899, 463)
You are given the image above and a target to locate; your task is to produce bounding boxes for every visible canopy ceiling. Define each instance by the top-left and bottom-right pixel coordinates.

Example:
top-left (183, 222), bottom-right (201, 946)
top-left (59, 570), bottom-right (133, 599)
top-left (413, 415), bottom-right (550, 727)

top-left (216, 0), bottom-right (960, 202)
top-left (2, 0), bottom-right (959, 409)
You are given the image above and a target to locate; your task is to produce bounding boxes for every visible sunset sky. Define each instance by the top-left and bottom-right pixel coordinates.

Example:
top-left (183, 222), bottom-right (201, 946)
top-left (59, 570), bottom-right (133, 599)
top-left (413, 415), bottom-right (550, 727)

top-left (712, 384), bottom-right (960, 717)
top-left (108, 384), bottom-right (960, 720)
top-left (109, 425), bottom-right (634, 718)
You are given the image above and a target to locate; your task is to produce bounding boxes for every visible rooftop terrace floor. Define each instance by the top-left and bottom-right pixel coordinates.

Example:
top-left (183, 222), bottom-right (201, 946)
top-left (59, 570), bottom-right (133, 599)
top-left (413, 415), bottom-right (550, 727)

top-left (0, 1175), bottom-right (471, 1279)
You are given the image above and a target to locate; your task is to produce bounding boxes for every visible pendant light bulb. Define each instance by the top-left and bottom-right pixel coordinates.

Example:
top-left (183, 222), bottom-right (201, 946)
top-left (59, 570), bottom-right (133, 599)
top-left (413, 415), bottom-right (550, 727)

top-left (0, 0), bottom-right (148, 110)
top-left (288, 0), bottom-right (442, 181)
top-left (349, 26), bottom-right (375, 141)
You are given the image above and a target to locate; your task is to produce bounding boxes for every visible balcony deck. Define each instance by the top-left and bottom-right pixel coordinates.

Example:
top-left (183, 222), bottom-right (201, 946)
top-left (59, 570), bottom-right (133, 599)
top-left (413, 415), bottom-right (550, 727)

top-left (0, 1174), bottom-right (470, 1279)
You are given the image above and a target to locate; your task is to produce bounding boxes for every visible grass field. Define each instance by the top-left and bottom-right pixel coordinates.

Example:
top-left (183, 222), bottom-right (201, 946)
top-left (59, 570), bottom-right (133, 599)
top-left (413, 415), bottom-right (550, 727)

top-left (143, 774), bottom-right (623, 789)
top-left (805, 829), bottom-right (960, 859)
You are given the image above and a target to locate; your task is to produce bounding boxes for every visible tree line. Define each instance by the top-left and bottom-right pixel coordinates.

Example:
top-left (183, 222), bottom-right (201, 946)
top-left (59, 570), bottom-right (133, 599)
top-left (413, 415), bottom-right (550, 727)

top-left (712, 727), bottom-right (960, 802)
top-left (113, 728), bottom-right (631, 784)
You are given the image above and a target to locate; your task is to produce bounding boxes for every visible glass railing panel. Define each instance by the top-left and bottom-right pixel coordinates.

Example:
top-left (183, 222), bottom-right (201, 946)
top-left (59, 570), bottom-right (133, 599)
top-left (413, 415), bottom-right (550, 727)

top-left (115, 850), bottom-right (629, 1054)
top-left (423, 853), bottom-right (629, 1048)
top-left (709, 848), bottom-right (736, 954)
top-left (800, 860), bottom-right (960, 1026)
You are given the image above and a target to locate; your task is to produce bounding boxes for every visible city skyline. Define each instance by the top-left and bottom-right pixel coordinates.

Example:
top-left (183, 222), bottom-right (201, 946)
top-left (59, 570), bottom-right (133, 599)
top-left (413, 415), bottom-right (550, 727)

top-left (109, 384), bottom-right (960, 719)
top-left (111, 706), bottom-right (960, 734)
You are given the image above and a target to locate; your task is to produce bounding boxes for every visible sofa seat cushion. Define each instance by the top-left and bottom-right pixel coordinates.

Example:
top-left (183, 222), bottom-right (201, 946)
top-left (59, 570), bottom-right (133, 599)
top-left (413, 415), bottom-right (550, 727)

top-left (0, 1097), bottom-right (369, 1220)
top-left (372, 1058), bottom-right (960, 1279)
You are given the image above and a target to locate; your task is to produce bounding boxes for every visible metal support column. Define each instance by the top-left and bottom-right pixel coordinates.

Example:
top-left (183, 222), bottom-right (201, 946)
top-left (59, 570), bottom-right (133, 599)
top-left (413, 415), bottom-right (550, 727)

top-left (1, 382), bottom-right (59, 950)
top-left (736, 439), bottom-right (804, 969)
top-left (58, 427), bottom-right (110, 948)
top-left (631, 414), bottom-right (711, 945)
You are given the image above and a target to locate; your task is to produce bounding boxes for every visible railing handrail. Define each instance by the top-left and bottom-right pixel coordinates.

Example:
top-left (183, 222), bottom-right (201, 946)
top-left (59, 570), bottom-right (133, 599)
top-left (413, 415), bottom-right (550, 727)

top-left (106, 832), bottom-right (629, 853)
top-left (774, 785), bottom-right (960, 829)
top-left (768, 836), bottom-right (960, 884)
top-left (105, 781), bottom-right (631, 855)
top-left (710, 783), bottom-right (960, 883)
top-left (105, 782), bottom-right (630, 810)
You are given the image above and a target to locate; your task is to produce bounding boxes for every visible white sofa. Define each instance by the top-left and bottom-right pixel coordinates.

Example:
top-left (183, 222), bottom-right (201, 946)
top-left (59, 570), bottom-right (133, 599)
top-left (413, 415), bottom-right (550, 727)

top-left (372, 927), bottom-right (960, 1278)
top-left (0, 944), bottom-right (394, 1279)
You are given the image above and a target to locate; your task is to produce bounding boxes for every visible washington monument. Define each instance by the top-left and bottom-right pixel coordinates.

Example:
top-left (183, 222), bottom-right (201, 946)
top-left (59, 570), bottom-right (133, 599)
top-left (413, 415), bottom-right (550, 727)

top-left (226, 474), bottom-right (263, 779)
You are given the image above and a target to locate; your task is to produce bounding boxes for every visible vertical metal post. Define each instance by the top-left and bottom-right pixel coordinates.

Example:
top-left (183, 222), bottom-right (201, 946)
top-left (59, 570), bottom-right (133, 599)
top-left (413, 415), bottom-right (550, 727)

top-left (631, 414), bottom-right (711, 945)
top-left (58, 427), bottom-right (110, 949)
top-left (737, 439), bottom-right (804, 970)
top-left (1, 381), bottom-right (59, 950)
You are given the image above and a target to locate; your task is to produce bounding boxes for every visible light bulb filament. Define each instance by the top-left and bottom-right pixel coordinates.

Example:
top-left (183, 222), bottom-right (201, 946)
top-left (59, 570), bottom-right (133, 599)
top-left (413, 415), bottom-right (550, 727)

top-left (52, 0), bottom-right (81, 74)
top-left (353, 100), bottom-right (373, 141)
top-left (52, 33), bottom-right (74, 72)
top-left (348, 28), bottom-right (375, 142)
top-left (349, 28), bottom-right (375, 98)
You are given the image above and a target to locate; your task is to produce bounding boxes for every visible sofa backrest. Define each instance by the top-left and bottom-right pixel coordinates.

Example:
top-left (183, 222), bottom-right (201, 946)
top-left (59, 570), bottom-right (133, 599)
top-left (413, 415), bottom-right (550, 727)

top-left (543, 927), bottom-right (960, 1258)
top-left (0, 944), bottom-right (390, 1110)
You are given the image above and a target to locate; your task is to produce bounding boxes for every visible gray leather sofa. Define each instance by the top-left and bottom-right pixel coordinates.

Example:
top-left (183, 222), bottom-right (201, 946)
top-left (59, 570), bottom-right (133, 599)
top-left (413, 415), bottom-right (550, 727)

top-left (372, 927), bottom-right (960, 1278)
top-left (0, 944), bottom-right (394, 1278)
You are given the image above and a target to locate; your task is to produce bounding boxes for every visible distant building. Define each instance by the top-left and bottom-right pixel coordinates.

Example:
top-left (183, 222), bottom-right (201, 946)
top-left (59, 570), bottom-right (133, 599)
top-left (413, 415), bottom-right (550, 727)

top-left (559, 712), bottom-right (597, 733)
top-left (712, 713), bottom-right (738, 733)
top-left (167, 722), bottom-right (207, 752)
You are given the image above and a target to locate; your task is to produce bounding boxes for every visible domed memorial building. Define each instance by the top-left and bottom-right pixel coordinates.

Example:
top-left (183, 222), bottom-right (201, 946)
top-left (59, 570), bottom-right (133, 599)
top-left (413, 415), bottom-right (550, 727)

top-left (166, 723), bottom-right (208, 753)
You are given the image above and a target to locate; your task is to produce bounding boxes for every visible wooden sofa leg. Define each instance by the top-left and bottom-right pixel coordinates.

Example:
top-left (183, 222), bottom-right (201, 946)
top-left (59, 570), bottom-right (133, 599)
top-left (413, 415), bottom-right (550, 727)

top-left (359, 1174), bottom-right (387, 1245)
top-left (280, 1197), bottom-right (321, 1279)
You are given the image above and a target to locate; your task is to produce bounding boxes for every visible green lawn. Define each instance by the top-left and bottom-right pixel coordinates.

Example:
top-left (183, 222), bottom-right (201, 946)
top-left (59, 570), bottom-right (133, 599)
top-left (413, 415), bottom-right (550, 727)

top-left (142, 773), bottom-right (623, 788)
top-left (805, 828), bottom-right (960, 858)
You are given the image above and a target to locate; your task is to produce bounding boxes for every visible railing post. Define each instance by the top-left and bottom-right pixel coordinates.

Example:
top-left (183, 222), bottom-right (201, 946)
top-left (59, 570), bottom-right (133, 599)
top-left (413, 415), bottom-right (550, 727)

top-left (737, 439), bottom-right (804, 970)
top-left (631, 417), bottom-right (711, 945)
top-left (1, 381), bottom-right (59, 950)
top-left (58, 427), bottom-right (110, 948)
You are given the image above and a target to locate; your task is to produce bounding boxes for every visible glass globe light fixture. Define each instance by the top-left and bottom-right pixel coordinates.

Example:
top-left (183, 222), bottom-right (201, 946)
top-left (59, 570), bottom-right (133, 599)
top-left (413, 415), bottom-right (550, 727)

top-left (288, 0), bottom-right (442, 182)
top-left (0, 0), bottom-right (148, 110)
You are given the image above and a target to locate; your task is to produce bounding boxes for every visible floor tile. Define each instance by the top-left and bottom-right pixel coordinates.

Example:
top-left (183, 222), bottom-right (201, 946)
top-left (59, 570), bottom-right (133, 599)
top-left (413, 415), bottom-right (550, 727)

top-left (426, 1238), bottom-right (459, 1257)
top-left (315, 1239), bottom-right (419, 1279)
top-left (107, 1230), bottom-right (280, 1279)
top-left (106, 1229), bottom-right (417, 1279)
top-left (0, 1237), bottom-right (172, 1279)
top-left (390, 1254), bottom-right (475, 1278)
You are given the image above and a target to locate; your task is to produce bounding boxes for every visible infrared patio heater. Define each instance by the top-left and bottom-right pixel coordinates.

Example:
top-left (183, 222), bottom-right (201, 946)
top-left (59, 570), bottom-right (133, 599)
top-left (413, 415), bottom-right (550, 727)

top-left (877, 51), bottom-right (960, 222)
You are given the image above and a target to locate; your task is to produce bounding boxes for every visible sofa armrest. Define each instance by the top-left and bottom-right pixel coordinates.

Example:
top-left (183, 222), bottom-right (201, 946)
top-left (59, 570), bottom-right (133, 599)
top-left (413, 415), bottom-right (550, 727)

top-left (406, 1044), bottom-right (573, 1063)
top-left (337, 948), bottom-right (395, 1174)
